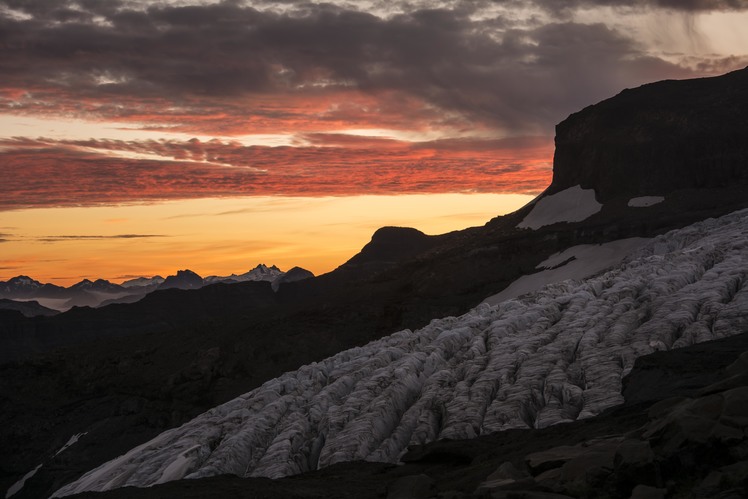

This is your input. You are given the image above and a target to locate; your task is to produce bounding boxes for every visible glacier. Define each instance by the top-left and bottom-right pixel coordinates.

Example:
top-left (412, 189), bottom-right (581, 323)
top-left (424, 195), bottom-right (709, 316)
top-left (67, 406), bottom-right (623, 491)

top-left (53, 208), bottom-right (748, 497)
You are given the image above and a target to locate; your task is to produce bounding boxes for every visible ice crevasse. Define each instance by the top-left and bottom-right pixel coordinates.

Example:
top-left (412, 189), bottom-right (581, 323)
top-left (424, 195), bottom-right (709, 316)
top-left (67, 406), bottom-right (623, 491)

top-left (53, 208), bottom-right (748, 497)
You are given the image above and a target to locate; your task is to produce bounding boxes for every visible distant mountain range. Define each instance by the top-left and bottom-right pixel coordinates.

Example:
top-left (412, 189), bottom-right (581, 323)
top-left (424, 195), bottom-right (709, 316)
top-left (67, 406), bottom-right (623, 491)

top-left (0, 264), bottom-right (313, 313)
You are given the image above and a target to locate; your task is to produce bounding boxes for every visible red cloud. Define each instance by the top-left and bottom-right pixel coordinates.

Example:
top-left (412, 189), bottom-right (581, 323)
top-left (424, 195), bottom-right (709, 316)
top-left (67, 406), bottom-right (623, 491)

top-left (2, 88), bottom-right (463, 136)
top-left (0, 136), bottom-right (553, 210)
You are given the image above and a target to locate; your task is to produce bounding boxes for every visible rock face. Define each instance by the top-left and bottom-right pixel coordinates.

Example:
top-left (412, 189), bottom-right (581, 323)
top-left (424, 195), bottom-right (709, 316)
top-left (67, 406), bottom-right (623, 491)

top-left (52, 208), bottom-right (748, 497)
top-left (343, 227), bottom-right (437, 269)
top-left (551, 66), bottom-right (748, 202)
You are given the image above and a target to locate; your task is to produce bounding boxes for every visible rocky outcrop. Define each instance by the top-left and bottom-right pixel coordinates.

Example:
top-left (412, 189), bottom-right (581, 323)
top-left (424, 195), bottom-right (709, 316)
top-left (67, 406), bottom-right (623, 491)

top-left (551, 66), bottom-right (748, 202)
top-left (342, 227), bottom-right (438, 271)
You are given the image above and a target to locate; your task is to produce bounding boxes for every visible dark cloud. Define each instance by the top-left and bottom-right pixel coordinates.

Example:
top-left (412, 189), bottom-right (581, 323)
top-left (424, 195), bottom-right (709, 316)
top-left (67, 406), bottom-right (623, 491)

top-left (36, 234), bottom-right (168, 242)
top-left (541, 0), bottom-right (748, 12)
top-left (1, 0), bottom-right (741, 136)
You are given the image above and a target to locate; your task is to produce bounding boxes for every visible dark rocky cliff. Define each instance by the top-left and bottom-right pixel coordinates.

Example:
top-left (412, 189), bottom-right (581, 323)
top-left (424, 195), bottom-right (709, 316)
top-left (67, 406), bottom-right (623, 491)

top-left (550, 66), bottom-right (748, 202)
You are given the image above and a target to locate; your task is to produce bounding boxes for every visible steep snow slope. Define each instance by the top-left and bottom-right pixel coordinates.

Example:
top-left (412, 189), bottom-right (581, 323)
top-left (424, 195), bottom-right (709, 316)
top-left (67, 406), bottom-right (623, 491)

top-left (517, 185), bottom-right (602, 229)
top-left (53, 209), bottom-right (748, 497)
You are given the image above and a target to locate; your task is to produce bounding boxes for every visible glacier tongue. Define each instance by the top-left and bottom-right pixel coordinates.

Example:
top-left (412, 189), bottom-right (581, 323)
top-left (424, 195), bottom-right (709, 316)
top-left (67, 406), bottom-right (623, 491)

top-left (53, 208), bottom-right (748, 497)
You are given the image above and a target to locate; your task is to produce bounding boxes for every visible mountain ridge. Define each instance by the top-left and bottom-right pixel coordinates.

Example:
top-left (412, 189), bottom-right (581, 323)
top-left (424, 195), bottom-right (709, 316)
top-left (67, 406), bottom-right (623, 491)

top-left (0, 264), bottom-right (313, 313)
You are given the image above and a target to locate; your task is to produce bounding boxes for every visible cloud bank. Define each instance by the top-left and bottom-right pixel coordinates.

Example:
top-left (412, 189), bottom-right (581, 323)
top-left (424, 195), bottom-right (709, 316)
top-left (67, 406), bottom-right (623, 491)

top-left (0, 137), bottom-right (552, 210)
top-left (1, 0), bottom-right (746, 206)
top-left (2, 0), bottom-right (744, 135)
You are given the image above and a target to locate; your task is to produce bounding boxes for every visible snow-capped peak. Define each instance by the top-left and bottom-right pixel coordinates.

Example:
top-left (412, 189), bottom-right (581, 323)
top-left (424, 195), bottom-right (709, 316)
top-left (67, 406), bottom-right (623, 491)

top-left (121, 276), bottom-right (165, 288)
top-left (70, 279), bottom-right (94, 290)
top-left (203, 264), bottom-right (284, 285)
top-left (6, 276), bottom-right (41, 288)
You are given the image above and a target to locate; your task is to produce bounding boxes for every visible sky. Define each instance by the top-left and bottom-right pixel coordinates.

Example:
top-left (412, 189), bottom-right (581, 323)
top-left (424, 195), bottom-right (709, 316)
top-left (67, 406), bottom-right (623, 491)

top-left (1, 0), bottom-right (747, 285)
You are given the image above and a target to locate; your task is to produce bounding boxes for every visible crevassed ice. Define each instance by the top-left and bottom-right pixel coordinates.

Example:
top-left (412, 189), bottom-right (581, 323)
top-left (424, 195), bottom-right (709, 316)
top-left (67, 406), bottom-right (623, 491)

top-left (53, 208), bottom-right (748, 497)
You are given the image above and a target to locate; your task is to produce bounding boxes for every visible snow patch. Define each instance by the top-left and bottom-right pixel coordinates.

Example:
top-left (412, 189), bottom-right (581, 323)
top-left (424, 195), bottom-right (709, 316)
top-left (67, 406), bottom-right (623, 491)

top-left (53, 208), bottom-right (748, 497)
top-left (55, 432), bottom-right (87, 456)
top-left (5, 464), bottom-right (41, 498)
top-left (483, 238), bottom-right (650, 306)
top-left (517, 186), bottom-right (602, 230)
top-left (628, 196), bottom-right (665, 208)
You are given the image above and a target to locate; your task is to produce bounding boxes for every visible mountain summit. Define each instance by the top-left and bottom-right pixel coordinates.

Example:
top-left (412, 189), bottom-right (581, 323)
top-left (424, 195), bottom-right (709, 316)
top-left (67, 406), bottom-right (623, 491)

top-left (550, 66), bottom-right (748, 202)
top-left (158, 269), bottom-right (204, 290)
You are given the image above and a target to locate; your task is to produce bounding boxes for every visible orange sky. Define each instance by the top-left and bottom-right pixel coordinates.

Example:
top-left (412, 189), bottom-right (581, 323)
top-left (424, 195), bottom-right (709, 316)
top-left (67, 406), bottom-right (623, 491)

top-left (0, 194), bottom-right (535, 285)
top-left (1, 1), bottom-right (746, 285)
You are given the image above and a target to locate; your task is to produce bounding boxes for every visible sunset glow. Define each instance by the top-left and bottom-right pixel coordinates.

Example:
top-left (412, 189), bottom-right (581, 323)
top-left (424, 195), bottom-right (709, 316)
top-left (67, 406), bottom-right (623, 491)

top-left (0, 194), bottom-right (533, 285)
top-left (1, 0), bottom-right (747, 284)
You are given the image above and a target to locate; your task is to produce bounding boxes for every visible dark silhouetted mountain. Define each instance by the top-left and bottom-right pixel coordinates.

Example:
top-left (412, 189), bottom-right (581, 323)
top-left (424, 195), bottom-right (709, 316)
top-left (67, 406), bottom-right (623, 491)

top-left (0, 266), bottom-right (295, 313)
top-left (70, 279), bottom-right (126, 294)
top-left (0, 276), bottom-right (66, 299)
top-left (121, 276), bottom-right (165, 288)
top-left (271, 266), bottom-right (315, 291)
top-left (342, 226), bottom-right (437, 271)
top-left (0, 276), bottom-right (42, 294)
top-left (157, 270), bottom-right (204, 290)
top-left (97, 292), bottom-right (149, 308)
top-left (0, 299), bottom-right (58, 317)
